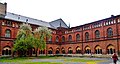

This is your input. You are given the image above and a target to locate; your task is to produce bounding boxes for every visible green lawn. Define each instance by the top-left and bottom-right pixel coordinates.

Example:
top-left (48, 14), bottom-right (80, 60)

top-left (0, 57), bottom-right (62, 64)
top-left (23, 62), bottom-right (62, 64)
top-left (0, 56), bottom-right (105, 64)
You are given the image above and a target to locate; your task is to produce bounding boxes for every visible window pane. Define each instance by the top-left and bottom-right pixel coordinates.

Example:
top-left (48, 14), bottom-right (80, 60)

top-left (5, 29), bottom-right (11, 37)
top-left (107, 28), bottom-right (113, 37)
top-left (76, 34), bottom-right (80, 41)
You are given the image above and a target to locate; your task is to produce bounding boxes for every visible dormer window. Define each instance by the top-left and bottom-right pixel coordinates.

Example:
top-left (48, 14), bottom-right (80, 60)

top-left (114, 20), bottom-right (116, 23)
top-left (2, 22), bottom-right (5, 25)
top-left (106, 22), bottom-right (108, 25)
top-left (118, 19), bottom-right (120, 23)
top-left (6, 20), bottom-right (12, 26)
top-left (111, 21), bottom-right (113, 24)
top-left (12, 24), bottom-right (15, 27)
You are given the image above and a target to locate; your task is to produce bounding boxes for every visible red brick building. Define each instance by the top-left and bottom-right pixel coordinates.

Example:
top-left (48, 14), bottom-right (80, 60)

top-left (1, 3), bottom-right (120, 56)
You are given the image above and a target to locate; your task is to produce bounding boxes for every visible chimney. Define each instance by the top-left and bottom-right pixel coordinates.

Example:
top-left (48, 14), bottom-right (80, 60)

top-left (111, 15), bottom-right (114, 17)
top-left (0, 2), bottom-right (7, 17)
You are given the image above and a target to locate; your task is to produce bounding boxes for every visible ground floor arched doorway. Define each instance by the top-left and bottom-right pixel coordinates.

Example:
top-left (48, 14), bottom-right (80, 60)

top-left (2, 46), bottom-right (11, 55)
top-left (85, 46), bottom-right (91, 54)
top-left (95, 45), bottom-right (102, 54)
top-left (61, 47), bottom-right (65, 54)
top-left (56, 48), bottom-right (60, 54)
top-left (48, 47), bottom-right (53, 54)
top-left (68, 47), bottom-right (73, 54)
top-left (76, 46), bottom-right (81, 54)
top-left (107, 44), bottom-right (115, 54)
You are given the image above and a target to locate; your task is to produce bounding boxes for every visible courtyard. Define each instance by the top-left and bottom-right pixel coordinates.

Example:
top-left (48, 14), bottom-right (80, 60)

top-left (0, 56), bottom-right (117, 64)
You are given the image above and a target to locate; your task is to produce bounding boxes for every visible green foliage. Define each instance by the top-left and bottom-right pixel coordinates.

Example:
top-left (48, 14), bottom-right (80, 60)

top-left (13, 23), bottom-right (34, 56)
top-left (13, 23), bottom-right (51, 56)
top-left (33, 26), bottom-right (51, 50)
top-left (33, 26), bottom-right (52, 56)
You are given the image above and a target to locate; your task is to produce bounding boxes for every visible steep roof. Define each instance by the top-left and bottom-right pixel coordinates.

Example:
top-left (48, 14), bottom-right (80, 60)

top-left (4, 12), bottom-right (68, 29)
top-left (49, 18), bottom-right (69, 29)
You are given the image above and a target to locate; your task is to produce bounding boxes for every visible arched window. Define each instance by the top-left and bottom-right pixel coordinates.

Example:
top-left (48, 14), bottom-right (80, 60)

top-left (85, 32), bottom-right (89, 41)
top-left (76, 46), bottom-right (81, 54)
top-left (68, 47), bottom-right (73, 54)
top-left (5, 29), bottom-right (11, 38)
top-left (48, 37), bottom-right (52, 41)
top-left (107, 28), bottom-right (113, 37)
top-left (62, 36), bottom-right (65, 42)
top-left (68, 35), bottom-right (72, 41)
top-left (48, 37), bottom-right (52, 43)
top-left (48, 47), bottom-right (53, 54)
top-left (61, 48), bottom-right (65, 54)
top-left (2, 46), bottom-right (11, 55)
top-left (95, 30), bottom-right (100, 38)
top-left (56, 48), bottom-right (60, 54)
top-left (39, 50), bottom-right (45, 54)
top-left (56, 36), bottom-right (59, 42)
top-left (76, 34), bottom-right (80, 41)
top-left (95, 45), bottom-right (102, 54)
top-left (85, 46), bottom-right (91, 54)
top-left (107, 44), bottom-right (115, 54)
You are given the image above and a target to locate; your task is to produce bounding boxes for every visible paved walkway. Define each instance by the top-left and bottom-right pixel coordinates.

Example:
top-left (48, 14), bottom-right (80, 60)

top-left (109, 57), bottom-right (120, 64)
top-left (109, 61), bottom-right (120, 64)
top-left (31, 57), bottom-right (113, 64)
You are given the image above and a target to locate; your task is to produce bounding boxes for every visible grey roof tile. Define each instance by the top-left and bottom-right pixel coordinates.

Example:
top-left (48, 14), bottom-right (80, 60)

top-left (5, 12), bottom-right (51, 27)
top-left (49, 18), bottom-right (68, 29)
top-left (5, 12), bottom-right (68, 29)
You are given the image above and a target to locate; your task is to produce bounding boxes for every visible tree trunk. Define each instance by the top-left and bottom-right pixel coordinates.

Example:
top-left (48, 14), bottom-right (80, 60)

top-left (12, 51), bottom-right (15, 58)
top-left (30, 48), bottom-right (32, 57)
top-left (28, 48), bottom-right (32, 57)
top-left (35, 48), bottom-right (38, 57)
top-left (46, 49), bottom-right (48, 56)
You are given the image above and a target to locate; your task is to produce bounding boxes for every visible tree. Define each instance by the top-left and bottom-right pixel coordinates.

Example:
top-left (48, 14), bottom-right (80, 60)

top-left (33, 26), bottom-right (51, 57)
top-left (14, 23), bottom-right (34, 56)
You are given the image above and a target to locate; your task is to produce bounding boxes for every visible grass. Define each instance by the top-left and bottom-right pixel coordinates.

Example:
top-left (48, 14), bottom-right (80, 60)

top-left (23, 62), bottom-right (62, 64)
top-left (0, 57), bottom-right (62, 64)
top-left (0, 56), bottom-right (107, 64)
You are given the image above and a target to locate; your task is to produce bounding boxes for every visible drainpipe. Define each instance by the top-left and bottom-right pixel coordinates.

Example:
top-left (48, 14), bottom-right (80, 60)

top-left (116, 18), bottom-right (119, 55)
top-left (81, 26), bottom-right (84, 55)
top-left (0, 18), bottom-right (2, 56)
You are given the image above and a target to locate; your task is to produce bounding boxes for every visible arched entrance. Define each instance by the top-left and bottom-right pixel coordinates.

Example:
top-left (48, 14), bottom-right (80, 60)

top-left (76, 46), bottom-right (81, 54)
top-left (68, 47), bottom-right (73, 54)
top-left (48, 47), bottom-right (53, 54)
top-left (107, 44), bottom-right (115, 54)
top-left (85, 46), bottom-right (91, 54)
top-left (61, 47), bottom-right (65, 54)
top-left (39, 50), bottom-right (45, 54)
top-left (32, 48), bottom-right (36, 54)
top-left (2, 46), bottom-right (11, 55)
top-left (56, 48), bottom-right (60, 54)
top-left (95, 45), bottom-right (102, 54)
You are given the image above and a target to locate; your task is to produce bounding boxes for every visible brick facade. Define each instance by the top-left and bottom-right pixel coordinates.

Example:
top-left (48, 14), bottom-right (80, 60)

top-left (1, 2), bottom-right (120, 56)
top-left (1, 15), bottom-right (120, 56)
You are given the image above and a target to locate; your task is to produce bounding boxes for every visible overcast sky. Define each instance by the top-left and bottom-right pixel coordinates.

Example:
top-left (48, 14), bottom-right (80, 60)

top-left (1, 0), bottom-right (120, 27)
